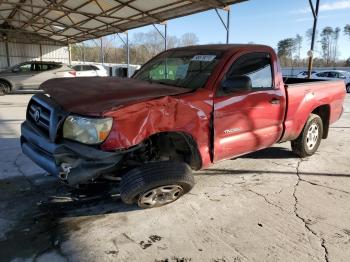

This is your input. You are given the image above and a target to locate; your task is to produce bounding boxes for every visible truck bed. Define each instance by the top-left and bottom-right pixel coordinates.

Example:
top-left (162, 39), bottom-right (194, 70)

top-left (283, 77), bottom-right (323, 85)
top-left (280, 77), bottom-right (345, 142)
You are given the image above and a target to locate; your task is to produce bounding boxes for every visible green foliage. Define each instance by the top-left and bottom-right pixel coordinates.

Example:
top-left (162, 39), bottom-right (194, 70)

top-left (345, 24), bottom-right (350, 38)
top-left (320, 26), bottom-right (341, 65)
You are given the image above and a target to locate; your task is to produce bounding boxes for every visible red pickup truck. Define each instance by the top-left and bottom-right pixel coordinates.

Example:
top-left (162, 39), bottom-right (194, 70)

top-left (21, 44), bottom-right (346, 208)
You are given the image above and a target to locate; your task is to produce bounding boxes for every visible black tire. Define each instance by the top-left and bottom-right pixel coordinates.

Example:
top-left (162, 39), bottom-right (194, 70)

top-left (346, 84), bottom-right (350, 94)
top-left (291, 114), bottom-right (323, 157)
top-left (120, 161), bottom-right (194, 208)
top-left (0, 81), bottom-right (11, 96)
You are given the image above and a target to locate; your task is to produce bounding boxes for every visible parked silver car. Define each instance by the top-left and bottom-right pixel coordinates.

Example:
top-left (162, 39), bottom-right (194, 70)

top-left (0, 61), bottom-right (76, 95)
top-left (311, 70), bottom-right (350, 93)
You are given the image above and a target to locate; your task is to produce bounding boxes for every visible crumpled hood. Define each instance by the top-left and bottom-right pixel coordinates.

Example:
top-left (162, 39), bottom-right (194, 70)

top-left (41, 77), bottom-right (191, 115)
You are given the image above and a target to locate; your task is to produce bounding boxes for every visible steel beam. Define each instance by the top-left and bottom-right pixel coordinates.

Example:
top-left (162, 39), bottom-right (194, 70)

top-left (68, 43), bottom-right (72, 65)
top-left (153, 21), bottom-right (168, 51)
top-left (215, 6), bottom-right (231, 44)
top-left (116, 31), bottom-right (130, 77)
top-left (100, 37), bottom-right (104, 65)
top-left (307, 0), bottom-right (320, 78)
top-left (5, 40), bottom-right (10, 67)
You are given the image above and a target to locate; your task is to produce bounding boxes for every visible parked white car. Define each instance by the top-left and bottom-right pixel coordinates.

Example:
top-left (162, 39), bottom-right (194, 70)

top-left (0, 61), bottom-right (76, 95)
top-left (296, 70), bottom-right (316, 78)
top-left (311, 70), bottom-right (350, 93)
top-left (72, 64), bottom-right (109, 77)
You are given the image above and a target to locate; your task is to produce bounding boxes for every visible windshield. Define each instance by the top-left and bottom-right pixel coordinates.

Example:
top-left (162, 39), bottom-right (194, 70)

top-left (133, 50), bottom-right (223, 89)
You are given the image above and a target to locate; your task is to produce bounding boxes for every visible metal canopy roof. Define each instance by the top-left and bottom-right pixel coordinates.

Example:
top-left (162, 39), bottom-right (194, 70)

top-left (0, 0), bottom-right (246, 44)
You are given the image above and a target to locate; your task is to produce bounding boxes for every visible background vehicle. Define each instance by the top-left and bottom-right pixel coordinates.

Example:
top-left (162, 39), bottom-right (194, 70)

top-left (72, 64), bottom-right (109, 77)
top-left (311, 70), bottom-right (350, 93)
top-left (21, 45), bottom-right (346, 209)
top-left (296, 70), bottom-right (316, 78)
top-left (0, 61), bottom-right (76, 95)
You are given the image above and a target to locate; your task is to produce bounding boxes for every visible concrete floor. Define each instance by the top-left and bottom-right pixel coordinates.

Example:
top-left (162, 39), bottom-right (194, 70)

top-left (0, 94), bottom-right (349, 262)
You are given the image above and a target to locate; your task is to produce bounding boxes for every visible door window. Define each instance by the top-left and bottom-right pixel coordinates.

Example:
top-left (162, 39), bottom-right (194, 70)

top-left (225, 52), bottom-right (273, 91)
top-left (82, 65), bottom-right (93, 71)
top-left (327, 72), bottom-right (337, 78)
top-left (316, 72), bottom-right (328, 77)
top-left (17, 63), bottom-right (32, 72)
top-left (73, 65), bottom-right (83, 71)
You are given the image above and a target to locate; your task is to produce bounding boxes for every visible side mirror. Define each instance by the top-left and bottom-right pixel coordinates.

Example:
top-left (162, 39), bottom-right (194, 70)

top-left (221, 75), bottom-right (252, 93)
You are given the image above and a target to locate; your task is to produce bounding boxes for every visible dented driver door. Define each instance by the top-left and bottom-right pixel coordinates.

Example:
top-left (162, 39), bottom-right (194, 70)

top-left (213, 52), bottom-right (285, 162)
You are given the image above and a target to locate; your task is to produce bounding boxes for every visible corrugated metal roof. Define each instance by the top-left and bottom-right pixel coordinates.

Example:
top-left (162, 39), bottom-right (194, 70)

top-left (0, 0), bottom-right (246, 44)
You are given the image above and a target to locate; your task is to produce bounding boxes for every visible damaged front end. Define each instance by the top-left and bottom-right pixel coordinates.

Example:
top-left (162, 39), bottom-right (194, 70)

top-left (20, 94), bottom-right (125, 186)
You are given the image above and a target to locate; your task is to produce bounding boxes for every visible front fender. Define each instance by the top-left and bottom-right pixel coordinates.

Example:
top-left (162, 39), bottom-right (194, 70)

top-left (101, 89), bottom-right (213, 168)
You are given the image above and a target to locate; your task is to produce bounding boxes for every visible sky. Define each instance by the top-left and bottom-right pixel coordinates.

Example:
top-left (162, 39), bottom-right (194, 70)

top-left (129, 0), bottom-right (350, 60)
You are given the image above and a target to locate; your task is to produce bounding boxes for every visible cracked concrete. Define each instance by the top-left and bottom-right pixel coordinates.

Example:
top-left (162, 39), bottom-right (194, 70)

top-left (0, 94), bottom-right (350, 262)
top-left (293, 159), bottom-right (329, 262)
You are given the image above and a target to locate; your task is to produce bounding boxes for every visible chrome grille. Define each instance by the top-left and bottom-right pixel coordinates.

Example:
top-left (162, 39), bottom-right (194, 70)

top-left (26, 94), bottom-right (67, 142)
top-left (27, 98), bottom-right (52, 136)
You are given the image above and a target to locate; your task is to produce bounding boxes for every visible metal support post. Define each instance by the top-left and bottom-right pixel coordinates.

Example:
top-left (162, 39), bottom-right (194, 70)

top-left (100, 37), bottom-right (104, 65)
top-left (126, 31), bottom-right (130, 77)
top-left (215, 6), bottom-right (231, 44)
top-left (68, 43), bottom-right (72, 66)
top-left (116, 31), bottom-right (130, 77)
top-left (82, 42), bottom-right (85, 64)
top-left (153, 21), bottom-right (167, 50)
top-left (5, 40), bottom-right (10, 67)
top-left (307, 0), bottom-right (320, 78)
top-left (153, 22), bottom-right (168, 78)
top-left (39, 44), bottom-right (43, 61)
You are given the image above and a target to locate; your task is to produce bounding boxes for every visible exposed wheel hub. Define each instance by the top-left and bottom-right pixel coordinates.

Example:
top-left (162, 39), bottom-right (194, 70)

top-left (306, 123), bottom-right (319, 150)
top-left (138, 185), bottom-right (183, 208)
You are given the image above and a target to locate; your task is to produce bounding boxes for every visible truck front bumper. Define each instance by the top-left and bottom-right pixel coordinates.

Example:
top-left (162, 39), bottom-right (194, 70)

top-left (21, 121), bottom-right (123, 186)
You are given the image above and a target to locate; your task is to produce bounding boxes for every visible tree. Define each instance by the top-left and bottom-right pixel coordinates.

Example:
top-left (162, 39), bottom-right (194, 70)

top-left (344, 24), bottom-right (350, 39)
top-left (71, 31), bottom-right (201, 65)
top-left (332, 27), bottom-right (341, 64)
top-left (305, 28), bottom-right (319, 53)
top-left (277, 38), bottom-right (296, 66)
top-left (320, 26), bottom-right (334, 65)
top-left (345, 58), bottom-right (350, 67)
top-left (180, 33), bottom-right (199, 46)
top-left (295, 34), bottom-right (303, 64)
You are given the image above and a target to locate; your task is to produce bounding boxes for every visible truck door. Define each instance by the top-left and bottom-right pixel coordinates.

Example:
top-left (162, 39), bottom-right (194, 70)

top-left (213, 52), bottom-right (285, 162)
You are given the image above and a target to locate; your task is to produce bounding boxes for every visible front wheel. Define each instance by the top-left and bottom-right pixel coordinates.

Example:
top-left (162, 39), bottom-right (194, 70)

top-left (120, 161), bottom-right (194, 208)
top-left (291, 114), bottom-right (323, 157)
top-left (346, 84), bottom-right (350, 94)
top-left (0, 81), bottom-right (11, 96)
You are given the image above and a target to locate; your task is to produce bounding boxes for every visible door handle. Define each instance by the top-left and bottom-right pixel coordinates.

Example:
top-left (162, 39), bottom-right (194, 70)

top-left (270, 98), bottom-right (280, 105)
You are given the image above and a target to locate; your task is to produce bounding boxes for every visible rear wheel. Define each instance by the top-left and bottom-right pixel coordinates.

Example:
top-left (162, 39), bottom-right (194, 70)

top-left (291, 114), bottom-right (323, 157)
top-left (0, 81), bottom-right (11, 96)
top-left (120, 161), bottom-right (194, 208)
top-left (346, 84), bottom-right (350, 93)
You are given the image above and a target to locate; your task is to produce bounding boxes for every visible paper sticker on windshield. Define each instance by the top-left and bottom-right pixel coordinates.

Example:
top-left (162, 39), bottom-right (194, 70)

top-left (191, 55), bottom-right (216, 62)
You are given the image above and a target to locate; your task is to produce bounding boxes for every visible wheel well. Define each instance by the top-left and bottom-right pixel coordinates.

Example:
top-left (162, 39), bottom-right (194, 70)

top-left (149, 132), bottom-right (202, 170)
top-left (312, 105), bottom-right (330, 139)
top-left (0, 79), bottom-right (12, 89)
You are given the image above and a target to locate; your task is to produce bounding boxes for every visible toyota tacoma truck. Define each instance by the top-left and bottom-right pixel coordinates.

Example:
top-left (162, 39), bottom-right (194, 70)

top-left (21, 44), bottom-right (346, 208)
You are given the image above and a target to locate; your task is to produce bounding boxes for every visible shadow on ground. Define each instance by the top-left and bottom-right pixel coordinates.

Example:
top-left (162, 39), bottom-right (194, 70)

top-left (241, 147), bottom-right (298, 159)
top-left (1, 143), bottom-right (349, 260)
top-left (0, 174), bottom-right (139, 261)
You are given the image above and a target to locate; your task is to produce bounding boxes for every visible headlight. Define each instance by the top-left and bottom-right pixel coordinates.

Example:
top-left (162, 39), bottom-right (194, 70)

top-left (63, 115), bottom-right (113, 144)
